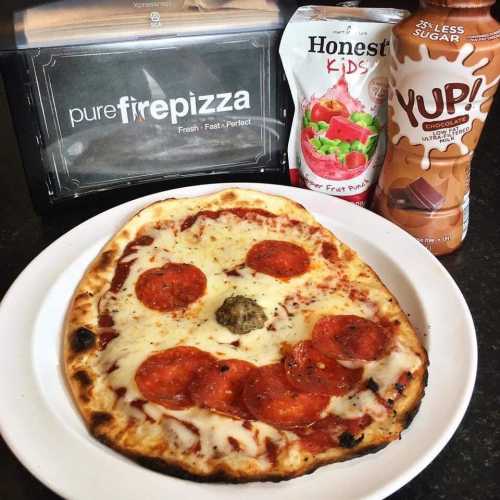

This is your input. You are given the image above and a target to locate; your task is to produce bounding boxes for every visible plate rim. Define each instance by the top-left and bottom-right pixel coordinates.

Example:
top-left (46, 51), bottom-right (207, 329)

top-left (0, 182), bottom-right (477, 500)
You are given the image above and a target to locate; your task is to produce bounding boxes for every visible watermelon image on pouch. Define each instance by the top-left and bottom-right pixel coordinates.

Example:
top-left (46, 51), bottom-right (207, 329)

top-left (300, 75), bottom-right (381, 182)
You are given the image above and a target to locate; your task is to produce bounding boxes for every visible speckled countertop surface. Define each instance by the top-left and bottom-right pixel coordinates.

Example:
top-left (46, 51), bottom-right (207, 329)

top-left (0, 14), bottom-right (499, 500)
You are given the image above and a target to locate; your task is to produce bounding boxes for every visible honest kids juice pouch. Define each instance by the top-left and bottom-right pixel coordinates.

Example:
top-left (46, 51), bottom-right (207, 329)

top-left (280, 6), bottom-right (408, 205)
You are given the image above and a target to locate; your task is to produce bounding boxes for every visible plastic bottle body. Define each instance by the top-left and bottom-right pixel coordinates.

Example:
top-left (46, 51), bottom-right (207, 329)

top-left (373, 2), bottom-right (500, 255)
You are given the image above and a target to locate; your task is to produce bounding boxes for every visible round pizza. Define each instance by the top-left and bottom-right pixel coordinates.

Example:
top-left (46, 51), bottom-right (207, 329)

top-left (64, 188), bottom-right (428, 481)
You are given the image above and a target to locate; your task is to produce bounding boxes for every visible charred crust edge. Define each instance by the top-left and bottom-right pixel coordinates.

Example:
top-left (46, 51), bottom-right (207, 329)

top-left (89, 411), bottom-right (113, 435)
top-left (423, 368), bottom-right (429, 387)
top-left (73, 370), bottom-right (92, 387)
top-left (70, 327), bottom-right (96, 353)
top-left (83, 431), bottom-right (395, 484)
top-left (126, 440), bottom-right (393, 483)
top-left (126, 450), bottom-right (287, 483)
top-left (401, 365), bottom-right (427, 431)
top-left (403, 401), bottom-right (422, 430)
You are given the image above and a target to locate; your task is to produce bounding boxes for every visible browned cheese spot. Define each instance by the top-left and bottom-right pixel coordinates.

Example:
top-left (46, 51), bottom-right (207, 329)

top-left (227, 436), bottom-right (241, 452)
top-left (74, 291), bottom-right (92, 303)
top-left (93, 250), bottom-right (115, 272)
top-left (221, 191), bottom-right (237, 202)
top-left (344, 249), bottom-right (355, 261)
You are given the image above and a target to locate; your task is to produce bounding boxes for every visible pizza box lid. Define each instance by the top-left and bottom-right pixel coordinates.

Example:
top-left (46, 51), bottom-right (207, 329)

top-left (12, 0), bottom-right (287, 50)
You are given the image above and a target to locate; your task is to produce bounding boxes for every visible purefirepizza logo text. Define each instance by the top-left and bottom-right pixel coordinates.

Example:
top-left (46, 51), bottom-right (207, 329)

top-left (68, 90), bottom-right (251, 128)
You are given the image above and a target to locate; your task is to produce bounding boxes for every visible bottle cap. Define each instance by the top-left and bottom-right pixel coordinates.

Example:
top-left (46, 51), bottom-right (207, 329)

top-left (424, 0), bottom-right (496, 7)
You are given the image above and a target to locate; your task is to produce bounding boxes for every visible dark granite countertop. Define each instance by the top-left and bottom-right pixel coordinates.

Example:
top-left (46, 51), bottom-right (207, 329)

top-left (0, 6), bottom-right (499, 500)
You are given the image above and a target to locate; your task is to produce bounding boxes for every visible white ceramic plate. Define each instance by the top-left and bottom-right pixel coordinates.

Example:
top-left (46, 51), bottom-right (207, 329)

top-left (0, 183), bottom-right (476, 500)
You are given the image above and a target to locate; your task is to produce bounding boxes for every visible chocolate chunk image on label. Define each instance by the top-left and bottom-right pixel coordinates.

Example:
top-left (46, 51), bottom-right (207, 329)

top-left (388, 187), bottom-right (411, 209)
top-left (389, 177), bottom-right (444, 211)
top-left (407, 178), bottom-right (445, 210)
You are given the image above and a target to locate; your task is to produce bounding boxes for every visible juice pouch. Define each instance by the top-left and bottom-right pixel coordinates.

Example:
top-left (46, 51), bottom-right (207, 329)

top-left (279, 6), bottom-right (408, 206)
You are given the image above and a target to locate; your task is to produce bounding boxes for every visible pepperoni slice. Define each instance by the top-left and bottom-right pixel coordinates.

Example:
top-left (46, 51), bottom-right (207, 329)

top-left (321, 242), bottom-right (339, 262)
top-left (246, 240), bottom-right (310, 279)
top-left (135, 347), bottom-right (215, 409)
top-left (315, 413), bottom-right (372, 435)
top-left (135, 263), bottom-right (206, 312)
top-left (312, 315), bottom-right (391, 361)
top-left (296, 428), bottom-right (335, 454)
top-left (298, 414), bottom-right (372, 453)
top-left (284, 341), bottom-right (362, 396)
top-left (189, 359), bottom-right (255, 419)
top-left (242, 363), bottom-right (329, 429)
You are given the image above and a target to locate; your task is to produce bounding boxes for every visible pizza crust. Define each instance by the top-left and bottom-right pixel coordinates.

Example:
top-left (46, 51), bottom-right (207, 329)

top-left (64, 188), bottom-right (428, 482)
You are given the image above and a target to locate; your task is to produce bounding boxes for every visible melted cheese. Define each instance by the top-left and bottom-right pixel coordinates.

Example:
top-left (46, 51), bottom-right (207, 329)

top-left (162, 417), bottom-right (198, 451)
top-left (94, 211), bottom-right (422, 468)
top-left (338, 341), bottom-right (422, 395)
top-left (322, 390), bottom-right (388, 421)
top-left (164, 407), bottom-right (281, 458)
top-left (361, 343), bottom-right (422, 394)
top-left (134, 404), bottom-right (284, 471)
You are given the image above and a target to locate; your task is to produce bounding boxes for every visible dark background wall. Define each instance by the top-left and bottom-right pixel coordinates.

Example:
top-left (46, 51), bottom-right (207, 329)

top-left (1, 1), bottom-right (498, 50)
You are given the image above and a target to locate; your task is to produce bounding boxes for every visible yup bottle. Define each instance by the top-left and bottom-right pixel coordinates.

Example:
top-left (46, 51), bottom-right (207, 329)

top-left (373, 0), bottom-right (500, 255)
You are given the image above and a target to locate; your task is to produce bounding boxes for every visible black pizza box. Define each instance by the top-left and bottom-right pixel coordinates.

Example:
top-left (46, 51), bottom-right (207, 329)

top-left (0, 0), bottom-right (298, 211)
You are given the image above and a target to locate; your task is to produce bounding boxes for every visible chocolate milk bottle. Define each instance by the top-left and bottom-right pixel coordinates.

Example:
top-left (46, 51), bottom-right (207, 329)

top-left (373, 0), bottom-right (500, 255)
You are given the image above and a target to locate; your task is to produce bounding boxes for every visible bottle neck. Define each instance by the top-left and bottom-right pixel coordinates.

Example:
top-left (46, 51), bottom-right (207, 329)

top-left (421, 0), bottom-right (495, 7)
top-left (419, 1), bottom-right (494, 17)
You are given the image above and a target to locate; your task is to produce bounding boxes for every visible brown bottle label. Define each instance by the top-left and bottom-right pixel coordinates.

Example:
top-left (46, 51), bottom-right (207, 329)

top-left (390, 43), bottom-right (499, 170)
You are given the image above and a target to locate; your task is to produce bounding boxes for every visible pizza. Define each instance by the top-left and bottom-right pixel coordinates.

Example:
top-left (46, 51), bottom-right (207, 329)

top-left (64, 188), bottom-right (428, 481)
